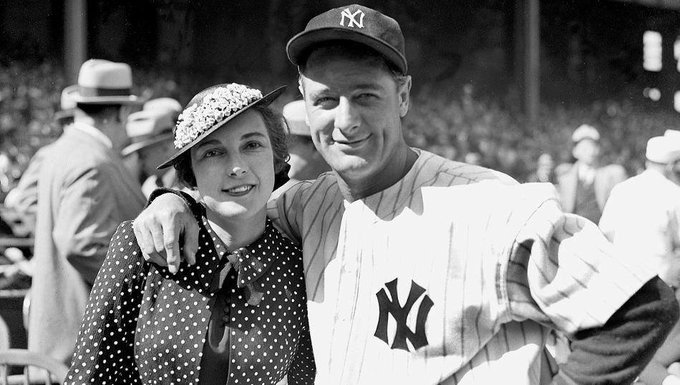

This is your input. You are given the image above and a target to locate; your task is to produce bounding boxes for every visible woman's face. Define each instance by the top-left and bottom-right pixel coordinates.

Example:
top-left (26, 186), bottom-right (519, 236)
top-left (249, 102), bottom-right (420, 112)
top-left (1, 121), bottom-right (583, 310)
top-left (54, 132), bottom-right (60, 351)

top-left (190, 109), bottom-right (275, 225)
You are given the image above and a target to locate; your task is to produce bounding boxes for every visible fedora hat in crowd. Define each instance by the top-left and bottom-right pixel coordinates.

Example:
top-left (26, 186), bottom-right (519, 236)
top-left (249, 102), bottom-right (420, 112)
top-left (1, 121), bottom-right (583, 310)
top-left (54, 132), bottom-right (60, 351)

top-left (143, 97), bottom-right (183, 114)
top-left (571, 124), bottom-right (600, 143)
top-left (282, 100), bottom-right (310, 137)
top-left (65, 59), bottom-right (141, 105)
top-left (286, 3), bottom-right (408, 74)
top-left (122, 106), bottom-right (179, 157)
top-left (158, 83), bottom-right (285, 169)
top-left (54, 84), bottom-right (78, 122)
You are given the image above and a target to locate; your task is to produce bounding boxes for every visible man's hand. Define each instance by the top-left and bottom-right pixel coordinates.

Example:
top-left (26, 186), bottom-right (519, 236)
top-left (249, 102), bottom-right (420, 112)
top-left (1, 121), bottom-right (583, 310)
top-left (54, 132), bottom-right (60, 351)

top-left (132, 193), bottom-right (199, 273)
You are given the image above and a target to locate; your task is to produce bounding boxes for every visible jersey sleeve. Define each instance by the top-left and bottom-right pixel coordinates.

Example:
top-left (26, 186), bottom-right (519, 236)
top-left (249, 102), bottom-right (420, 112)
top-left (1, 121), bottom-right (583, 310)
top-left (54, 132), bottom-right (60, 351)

top-left (65, 221), bottom-right (149, 385)
top-left (268, 180), bottom-right (310, 244)
top-left (503, 189), bottom-right (657, 335)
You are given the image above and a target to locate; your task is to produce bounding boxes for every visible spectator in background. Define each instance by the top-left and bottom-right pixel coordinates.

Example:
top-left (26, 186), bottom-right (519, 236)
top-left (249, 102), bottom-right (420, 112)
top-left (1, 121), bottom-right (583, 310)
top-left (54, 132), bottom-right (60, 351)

top-left (122, 97), bottom-right (182, 197)
top-left (282, 100), bottom-right (330, 183)
top-left (28, 59), bottom-right (146, 365)
top-left (600, 133), bottom-right (680, 385)
top-left (556, 124), bottom-right (627, 224)
top-left (526, 153), bottom-right (556, 183)
top-left (464, 151), bottom-right (483, 166)
top-left (4, 84), bottom-right (78, 234)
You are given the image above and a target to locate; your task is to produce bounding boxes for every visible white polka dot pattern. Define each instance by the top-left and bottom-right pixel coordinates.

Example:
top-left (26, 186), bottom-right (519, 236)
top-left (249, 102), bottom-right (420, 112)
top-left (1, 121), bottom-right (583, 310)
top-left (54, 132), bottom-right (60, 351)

top-left (65, 218), bottom-right (315, 384)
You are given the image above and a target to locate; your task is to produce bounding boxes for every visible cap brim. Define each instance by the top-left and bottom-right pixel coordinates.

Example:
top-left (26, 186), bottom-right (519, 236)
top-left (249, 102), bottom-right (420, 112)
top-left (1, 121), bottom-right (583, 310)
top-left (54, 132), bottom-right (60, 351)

top-left (286, 28), bottom-right (407, 74)
top-left (157, 86), bottom-right (286, 169)
top-left (121, 133), bottom-right (174, 157)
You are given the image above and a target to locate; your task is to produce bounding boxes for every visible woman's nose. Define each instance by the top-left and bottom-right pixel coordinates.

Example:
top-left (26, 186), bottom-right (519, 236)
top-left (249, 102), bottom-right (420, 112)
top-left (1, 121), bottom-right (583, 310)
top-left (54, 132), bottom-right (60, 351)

top-left (229, 166), bottom-right (248, 177)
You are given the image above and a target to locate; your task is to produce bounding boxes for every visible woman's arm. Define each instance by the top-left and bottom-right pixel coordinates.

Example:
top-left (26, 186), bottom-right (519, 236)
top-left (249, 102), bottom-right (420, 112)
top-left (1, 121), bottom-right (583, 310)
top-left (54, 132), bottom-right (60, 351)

top-left (64, 221), bottom-right (149, 385)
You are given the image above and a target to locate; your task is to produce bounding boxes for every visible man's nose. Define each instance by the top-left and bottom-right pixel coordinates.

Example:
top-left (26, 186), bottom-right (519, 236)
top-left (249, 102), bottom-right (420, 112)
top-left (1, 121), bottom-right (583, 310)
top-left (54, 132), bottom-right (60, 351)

top-left (334, 97), bottom-right (360, 135)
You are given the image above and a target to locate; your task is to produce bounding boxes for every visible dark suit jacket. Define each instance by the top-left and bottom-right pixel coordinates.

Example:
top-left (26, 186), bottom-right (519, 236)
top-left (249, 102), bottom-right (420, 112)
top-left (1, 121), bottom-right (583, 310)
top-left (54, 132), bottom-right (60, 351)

top-left (556, 162), bottom-right (627, 214)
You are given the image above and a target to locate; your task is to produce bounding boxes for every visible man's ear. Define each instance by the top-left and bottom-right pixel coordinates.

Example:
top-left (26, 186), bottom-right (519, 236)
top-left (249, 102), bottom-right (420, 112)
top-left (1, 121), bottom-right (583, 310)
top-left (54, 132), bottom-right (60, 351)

top-left (398, 76), bottom-right (412, 118)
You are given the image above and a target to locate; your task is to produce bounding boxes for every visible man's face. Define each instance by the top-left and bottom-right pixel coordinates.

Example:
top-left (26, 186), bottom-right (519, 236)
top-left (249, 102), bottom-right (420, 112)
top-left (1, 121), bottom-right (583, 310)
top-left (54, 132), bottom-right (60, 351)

top-left (300, 54), bottom-right (411, 183)
top-left (138, 140), bottom-right (174, 178)
top-left (573, 139), bottom-right (600, 166)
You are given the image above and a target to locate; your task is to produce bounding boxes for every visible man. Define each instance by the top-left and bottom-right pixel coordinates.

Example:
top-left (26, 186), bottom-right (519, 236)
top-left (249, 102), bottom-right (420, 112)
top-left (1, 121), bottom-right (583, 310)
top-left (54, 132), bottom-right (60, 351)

top-left (122, 98), bottom-right (182, 197)
top-left (28, 59), bottom-right (146, 365)
top-left (282, 99), bottom-right (331, 183)
top-left (133, 5), bottom-right (677, 384)
top-left (600, 134), bottom-right (680, 385)
top-left (3, 84), bottom-right (78, 234)
top-left (527, 153), bottom-right (556, 184)
top-left (556, 124), bottom-right (627, 223)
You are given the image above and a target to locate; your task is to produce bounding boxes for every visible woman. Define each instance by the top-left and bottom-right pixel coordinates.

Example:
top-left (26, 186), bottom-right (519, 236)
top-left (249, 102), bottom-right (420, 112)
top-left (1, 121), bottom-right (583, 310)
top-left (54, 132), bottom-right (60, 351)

top-left (65, 83), bottom-right (315, 385)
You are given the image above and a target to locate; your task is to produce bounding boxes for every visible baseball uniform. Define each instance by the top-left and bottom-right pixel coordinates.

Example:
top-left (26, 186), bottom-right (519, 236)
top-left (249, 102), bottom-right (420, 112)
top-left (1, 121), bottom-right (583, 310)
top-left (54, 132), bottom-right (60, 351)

top-left (267, 149), bottom-right (655, 385)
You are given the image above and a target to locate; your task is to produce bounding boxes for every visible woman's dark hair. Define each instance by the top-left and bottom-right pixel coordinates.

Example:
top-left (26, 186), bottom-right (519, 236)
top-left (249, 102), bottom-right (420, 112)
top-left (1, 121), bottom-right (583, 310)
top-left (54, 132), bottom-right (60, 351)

top-left (174, 104), bottom-right (289, 189)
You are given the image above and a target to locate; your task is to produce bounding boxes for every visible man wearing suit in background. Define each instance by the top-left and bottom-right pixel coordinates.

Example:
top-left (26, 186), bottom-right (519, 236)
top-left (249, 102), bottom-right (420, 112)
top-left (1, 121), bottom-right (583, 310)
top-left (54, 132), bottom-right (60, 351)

top-left (556, 124), bottom-right (627, 224)
top-left (28, 59), bottom-right (146, 365)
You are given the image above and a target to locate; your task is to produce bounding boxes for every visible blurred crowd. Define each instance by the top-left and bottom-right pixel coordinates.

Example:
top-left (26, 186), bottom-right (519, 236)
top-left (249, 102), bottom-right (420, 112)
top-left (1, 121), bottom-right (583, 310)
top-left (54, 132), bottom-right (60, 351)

top-left (0, 60), bottom-right (183, 203)
top-left (2, 60), bottom-right (680, 200)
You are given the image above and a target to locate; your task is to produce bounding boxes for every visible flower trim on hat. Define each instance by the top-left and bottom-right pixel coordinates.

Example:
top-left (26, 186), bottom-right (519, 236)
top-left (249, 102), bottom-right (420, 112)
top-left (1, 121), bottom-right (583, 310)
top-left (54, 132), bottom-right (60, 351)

top-left (173, 84), bottom-right (263, 149)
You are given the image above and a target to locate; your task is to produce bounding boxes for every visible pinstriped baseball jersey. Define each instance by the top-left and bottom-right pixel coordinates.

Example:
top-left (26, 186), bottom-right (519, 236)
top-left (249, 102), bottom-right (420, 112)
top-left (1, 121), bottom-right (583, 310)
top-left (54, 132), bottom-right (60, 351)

top-left (267, 149), bottom-right (655, 384)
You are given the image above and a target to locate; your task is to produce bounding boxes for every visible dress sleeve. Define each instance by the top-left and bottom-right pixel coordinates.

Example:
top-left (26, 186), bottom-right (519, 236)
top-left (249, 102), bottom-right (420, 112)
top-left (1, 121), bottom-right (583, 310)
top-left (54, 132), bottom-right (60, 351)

top-left (64, 221), bottom-right (149, 385)
top-left (286, 318), bottom-right (316, 385)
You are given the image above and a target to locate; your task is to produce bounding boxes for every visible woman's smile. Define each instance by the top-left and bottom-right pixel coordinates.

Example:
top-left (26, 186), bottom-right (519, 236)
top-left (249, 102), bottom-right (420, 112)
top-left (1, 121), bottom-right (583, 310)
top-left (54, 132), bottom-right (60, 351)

top-left (223, 184), bottom-right (255, 196)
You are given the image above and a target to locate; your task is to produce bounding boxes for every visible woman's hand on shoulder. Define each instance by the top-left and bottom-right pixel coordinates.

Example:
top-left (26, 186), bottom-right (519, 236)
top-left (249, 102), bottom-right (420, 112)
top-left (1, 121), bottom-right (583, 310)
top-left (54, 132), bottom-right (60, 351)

top-left (132, 193), bottom-right (199, 273)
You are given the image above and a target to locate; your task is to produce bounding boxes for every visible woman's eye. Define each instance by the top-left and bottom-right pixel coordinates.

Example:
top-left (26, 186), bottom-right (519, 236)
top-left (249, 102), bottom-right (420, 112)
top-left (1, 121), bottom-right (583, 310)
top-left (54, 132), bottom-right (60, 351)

top-left (244, 141), bottom-right (264, 150)
top-left (203, 149), bottom-right (221, 158)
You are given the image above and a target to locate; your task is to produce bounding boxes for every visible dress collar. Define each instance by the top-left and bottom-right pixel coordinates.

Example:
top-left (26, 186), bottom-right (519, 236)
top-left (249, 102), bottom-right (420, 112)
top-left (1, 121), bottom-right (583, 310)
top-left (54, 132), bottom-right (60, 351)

top-left (202, 216), bottom-right (281, 305)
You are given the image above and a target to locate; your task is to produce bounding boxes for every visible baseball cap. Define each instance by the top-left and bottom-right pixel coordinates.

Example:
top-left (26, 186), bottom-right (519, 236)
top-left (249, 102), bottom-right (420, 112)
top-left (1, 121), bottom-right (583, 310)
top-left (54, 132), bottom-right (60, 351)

top-left (646, 136), bottom-right (680, 164)
top-left (286, 4), bottom-right (407, 74)
top-left (571, 124), bottom-right (600, 143)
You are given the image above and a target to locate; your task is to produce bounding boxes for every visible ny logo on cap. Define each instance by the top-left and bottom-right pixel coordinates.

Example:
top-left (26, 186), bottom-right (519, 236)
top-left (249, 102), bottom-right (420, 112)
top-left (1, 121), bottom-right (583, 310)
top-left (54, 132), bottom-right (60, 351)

top-left (340, 8), bottom-right (365, 28)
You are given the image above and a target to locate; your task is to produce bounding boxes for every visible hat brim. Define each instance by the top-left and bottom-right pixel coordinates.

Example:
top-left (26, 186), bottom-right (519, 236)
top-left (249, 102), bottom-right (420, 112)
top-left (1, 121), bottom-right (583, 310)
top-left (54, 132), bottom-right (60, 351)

top-left (286, 27), bottom-right (407, 74)
top-left (54, 109), bottom-right (75, 123)
top-left (121, 133), bottom-right (174, 157)
top-left (65, 86), bottom-right (143, 105)
top-left (157, 86), bottom-right (286, 169)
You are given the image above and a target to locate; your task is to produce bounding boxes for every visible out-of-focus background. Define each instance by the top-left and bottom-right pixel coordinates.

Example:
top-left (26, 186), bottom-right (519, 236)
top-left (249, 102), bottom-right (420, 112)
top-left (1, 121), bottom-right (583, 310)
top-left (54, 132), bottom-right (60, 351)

top-left (2, 0), bottom-right (680, 184)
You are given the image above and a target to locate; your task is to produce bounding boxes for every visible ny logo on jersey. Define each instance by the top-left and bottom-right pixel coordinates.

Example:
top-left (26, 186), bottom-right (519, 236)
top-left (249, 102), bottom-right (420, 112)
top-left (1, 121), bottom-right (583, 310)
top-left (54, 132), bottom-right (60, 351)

top-left (340, 8), bottom-right (365, 28)
top-left (374, 278), bottom-right (433, 351)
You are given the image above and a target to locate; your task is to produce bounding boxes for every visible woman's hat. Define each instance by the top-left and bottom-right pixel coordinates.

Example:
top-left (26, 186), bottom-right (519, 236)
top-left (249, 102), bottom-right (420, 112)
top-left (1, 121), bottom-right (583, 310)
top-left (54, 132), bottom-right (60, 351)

top-left (158, 83), bottom-right (285, 169)
top-left (65, 59), bottom-right (142, 105)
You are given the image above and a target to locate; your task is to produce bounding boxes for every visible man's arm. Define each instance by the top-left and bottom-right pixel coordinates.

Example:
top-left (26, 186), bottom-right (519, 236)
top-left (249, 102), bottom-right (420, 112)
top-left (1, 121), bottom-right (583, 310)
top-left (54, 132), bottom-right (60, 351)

top-left (133, 189), bottom-right (200, 273)
top-left (559, 276), bottom-right (678, 384)
top-left (505, 185), bottom-right (674, 384)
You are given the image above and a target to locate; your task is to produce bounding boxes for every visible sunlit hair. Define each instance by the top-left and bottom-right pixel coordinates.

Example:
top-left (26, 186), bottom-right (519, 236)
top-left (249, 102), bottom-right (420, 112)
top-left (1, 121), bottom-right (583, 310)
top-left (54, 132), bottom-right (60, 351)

top-left (174, 104), bottom-right (289, 189)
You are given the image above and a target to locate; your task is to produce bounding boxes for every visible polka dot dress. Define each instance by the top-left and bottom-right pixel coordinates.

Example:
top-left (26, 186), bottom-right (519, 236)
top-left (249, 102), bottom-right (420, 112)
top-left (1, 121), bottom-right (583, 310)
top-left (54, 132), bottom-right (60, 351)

top-left (65, 216), bottom-right (315, 385)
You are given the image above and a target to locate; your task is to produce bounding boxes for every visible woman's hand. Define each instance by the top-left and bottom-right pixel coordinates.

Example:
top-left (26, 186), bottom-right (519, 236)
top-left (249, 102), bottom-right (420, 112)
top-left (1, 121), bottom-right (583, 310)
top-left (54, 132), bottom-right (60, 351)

top-left (132, 193), bottom-right (199, 273)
